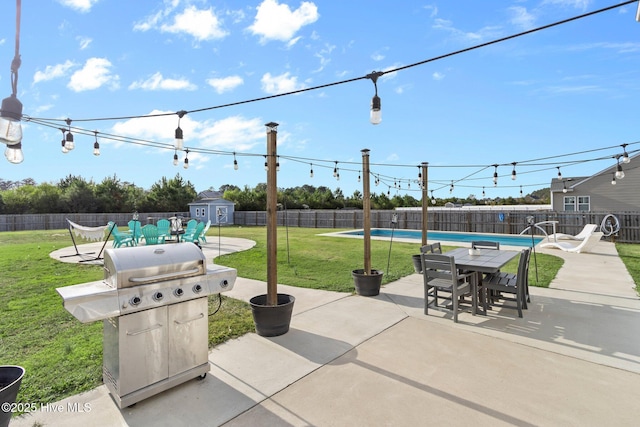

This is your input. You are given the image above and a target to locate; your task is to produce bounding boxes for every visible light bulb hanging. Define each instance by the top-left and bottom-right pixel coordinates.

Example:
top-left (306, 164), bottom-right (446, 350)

top-left (233, 152), bottom-right (238, 170)
top-left (0, 0), bottom-right (24, 153)
top-left (333, 161), bottom-right (338, 178)
top-left (615, 157), bottom-right (625, 179)
top-left (482, 187), bottom-right (486, 198)
top-left (358, 171), bottom-right (361, 183)
top-left (511, 162), bottom-right (517, 180)
top-left (309, 163), bottom-right (314, 178)
top-left (621, 143), bottom-right (630, 164)
top-left (4, 141), bottom-right (22, 164)
top-left (520, 186), bottom-right (523, 197)
top-left (183, 149), bottom-right (189, 169)
top-left (264, 155), bottom-right (268, 171)
top-left (611, 173), bottom-right (617, 185)
top-left (492, 164), bottom-right (498, 186)
top-left (60, 128), bottom-right (68, 153)
top-left (430, 190), bottom-right (436, 205)
top-left (174, 110), bottom-right (186, 150)
top-left (276, 156), bottom-right (280, 172)
top-left (93, 131), bottom-right (100, 156)
top-left (173, 150), bottom-right (178, 166)
top-left (64, 118), bottom-right (75, 151)
top-left (450, 181), bottom-right (454, 193)
top-left (366, 71), bottom-right (383, 125)
top-left (557, 166), bottom-right (562, 180)
top-left (562, 181), bottom-right (567, 193)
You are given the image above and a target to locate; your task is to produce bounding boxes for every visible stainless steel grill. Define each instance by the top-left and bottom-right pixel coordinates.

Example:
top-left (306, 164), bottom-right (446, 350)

top-left (57, 243), bottom-right (237, 408)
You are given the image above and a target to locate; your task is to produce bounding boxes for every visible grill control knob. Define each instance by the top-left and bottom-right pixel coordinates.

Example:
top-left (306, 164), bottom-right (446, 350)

top-left (153, 292), bottom-right (164, 301)
top-left (220, 279), bottom-right (229, 289)
top-left (130, 296), bottom-right (141, 306)
top-left (193, 284), bottom-right (203, 293)
top-left (174, 288), bottom-right (184, 297)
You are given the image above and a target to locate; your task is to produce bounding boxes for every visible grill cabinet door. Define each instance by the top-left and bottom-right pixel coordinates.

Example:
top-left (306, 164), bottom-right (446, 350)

top-left (118, 306), bottom-right (168, 396)
top-left (168, 297), bottom-right (208, 377)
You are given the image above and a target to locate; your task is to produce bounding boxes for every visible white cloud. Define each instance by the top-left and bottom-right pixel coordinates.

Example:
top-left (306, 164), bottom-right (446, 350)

top-left (508, 6), bottom-right (536, 30)
top-left (67, 57), bottom-right (119, 92)
top-left (261, 72), bottom-right (306, 94)
top-left (77, 36), bottom-right (92, 50)
top-left (313, 43), bottom-right (335, 73)
top-left (542, 0), bottom-right (592, 10)
top-left (433, 18), bottom-right (502, 43)
top-left (160, 5), bottom-right (228, 41)
top-left (206, 75), bottom-right (244, 93)
top-left (33, 60), bottom-right (75, 84)
top-left (129, 72), bottom-right (197, 91)
top-left (424, 5), bottom-right (438, 18)
top-left (199, 116), bottom-right (265, 151)
top-left (432, 72), bottom-right (445, 81)
top-left (57, 0), bottom-right (99, 13)
top-left (248, 0), bottom-right (319, 44)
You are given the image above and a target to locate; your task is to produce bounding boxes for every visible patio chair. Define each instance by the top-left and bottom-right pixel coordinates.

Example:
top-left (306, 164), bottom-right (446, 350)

top-left (107, 221), bottom-right (136, 248)
top-left (539, 232), bottom-right (604, 253)
top-left (182, 221), bottom-right (205, 243)
top-left (482, 249), bottom-right (530, 318)
top-left (471, 240), bottom-right (500, 250)
top-left (141, 224), bottom-right (163, 245)
top-left (127, 220), bottom-right (143, 244)
top-left (421, 253), bottom-right (476, 323)
top-left (156, 219), bottom-right (171, 241)
top-left (547, 224), bottom-right (598, 241)
top-left (420, 242), bottom-right (442, 254)
top-left (184, 219), bottom-right (197, 235)
top-left (199, 220), bottom-right (211, 244)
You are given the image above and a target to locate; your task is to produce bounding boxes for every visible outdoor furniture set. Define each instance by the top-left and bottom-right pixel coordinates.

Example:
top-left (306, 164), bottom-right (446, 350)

top-left (420, 241), bottom-right (530, 322)
top-left (109, 219), bottom-right (211, 247)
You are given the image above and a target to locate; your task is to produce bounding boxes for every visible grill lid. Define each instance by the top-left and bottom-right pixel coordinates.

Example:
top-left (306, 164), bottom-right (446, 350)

top-left (103, 243), bottom-right (207, 288)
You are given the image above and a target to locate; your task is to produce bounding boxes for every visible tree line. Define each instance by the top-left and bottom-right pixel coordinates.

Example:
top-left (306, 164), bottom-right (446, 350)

top-left (0, 175), bottom-right (550, 215)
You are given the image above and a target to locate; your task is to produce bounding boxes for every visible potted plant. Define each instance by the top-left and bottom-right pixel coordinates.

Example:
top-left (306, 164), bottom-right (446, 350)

top-left (352, 149), bottom-right (384, 296)
top-left (0, 365), bottom-right (25, 427)
top-left (249, 123), bottom-right (295, 336)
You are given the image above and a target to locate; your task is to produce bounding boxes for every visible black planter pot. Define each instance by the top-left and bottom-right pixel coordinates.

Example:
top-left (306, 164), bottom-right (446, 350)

top-left (0, 366), bottom-right (25, 427)
top-left (412, 254), bottom-right (422, 273)
top-left (249, 294), bottom-right (295, 337)
top-left (352, 269), bottom-right (384, 296)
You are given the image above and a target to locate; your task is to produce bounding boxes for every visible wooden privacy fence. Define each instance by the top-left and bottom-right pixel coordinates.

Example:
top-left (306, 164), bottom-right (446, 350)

top-left (234, 209), bottom-right (640, 243)
top-left (1, 209), bottom-right (638, 243)
top-left (0, 212), bottom-right (189, 232)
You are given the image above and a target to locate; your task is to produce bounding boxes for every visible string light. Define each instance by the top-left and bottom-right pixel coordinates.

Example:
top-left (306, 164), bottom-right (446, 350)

top-left (493, 165), bottom-right (498, 186)
top-left (60, 128), bottom-right (68, 154)
top-left (174, 110), bottom-right (186, 150)
top-left (309, 163), bottom-right (314, 178)
top-left (333, 161), bottom-right (338, 178)
top-left (0, 0), bottom-right (23, 155)
top-left (520, 185), bottom-right (523, 197)
top-left (621, 143), bottom-right (630, 164)
top-left (173, 150), bottom-right (178, 166)
top-left (450, 181), bottom-right (454, 193)
top-left (511, 162), bottom-right (517, 180)
top-left (611, 173), bottom-right (617, 185)
top-left (615, 157), bottom-right (625, 179)
top-left (93, 131), bottom-right (100, 156)
top-left (562, 181), bottom-right (567, 193)
top-left (366, 71), bottom-right (383, 125)
top-left (276, 156), bottom-right (280, 172)
top-left (233, 152), bottom-right (238, 170)
top-left (183, 148), bottom-right (189, 169)
top-left (556, 166), bottom-right (562, 180)
top-left (430, 190), bottom-right (436, 205)
top-left (358, 171), bottom-right (361, 182)
top-left (64, 118), bottom-right (75, 151)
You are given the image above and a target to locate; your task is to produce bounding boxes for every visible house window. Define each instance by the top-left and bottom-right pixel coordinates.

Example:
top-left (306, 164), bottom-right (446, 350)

top-left (563, 196), bottom-right (576, 211)
top-left (577, 196), bottom-right (590, 211)
top-left (563, 196), bottom-right (590, 212)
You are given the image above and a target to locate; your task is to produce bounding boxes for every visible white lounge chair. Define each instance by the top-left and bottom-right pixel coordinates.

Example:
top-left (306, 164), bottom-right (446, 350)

top-left (539, 232), bottom-right (604, 253)
top-left (547, 224), bottom-right (598, 241)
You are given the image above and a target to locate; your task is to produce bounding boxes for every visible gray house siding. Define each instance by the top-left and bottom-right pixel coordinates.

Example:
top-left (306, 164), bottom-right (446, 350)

top-left (551, 154), bottom-right (640, 212)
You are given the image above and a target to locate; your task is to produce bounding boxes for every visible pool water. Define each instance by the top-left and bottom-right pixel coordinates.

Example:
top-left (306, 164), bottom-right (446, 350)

top-left (340, 229), bottom-right (542, 248)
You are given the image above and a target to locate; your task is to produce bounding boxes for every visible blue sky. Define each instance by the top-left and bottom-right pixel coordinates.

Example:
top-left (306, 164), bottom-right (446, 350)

top-left (1, 0), bottom-right (639, 200)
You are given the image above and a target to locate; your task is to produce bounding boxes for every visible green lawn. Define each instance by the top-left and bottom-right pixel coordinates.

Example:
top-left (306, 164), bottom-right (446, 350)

top-left (616, 243), bottom-right (640, 295)
top-left (0, 226), bottom-right (570, 412)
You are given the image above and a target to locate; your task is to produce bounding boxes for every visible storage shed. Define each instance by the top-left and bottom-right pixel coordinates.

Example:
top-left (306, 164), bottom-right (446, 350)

top-left (188, 191), bottom-right (235, 225)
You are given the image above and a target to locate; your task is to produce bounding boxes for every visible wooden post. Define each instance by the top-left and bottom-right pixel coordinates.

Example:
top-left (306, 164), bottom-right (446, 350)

top-left (421, 162), bottom-right (429, 246)
top-left (362, 149), bottom-right (371, 275)
top-left (266, 122), bottom-right (278, 305)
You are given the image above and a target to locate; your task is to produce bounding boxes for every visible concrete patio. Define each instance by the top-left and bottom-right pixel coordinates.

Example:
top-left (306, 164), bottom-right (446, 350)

top-left (12, 237), bottom-right (640, 426)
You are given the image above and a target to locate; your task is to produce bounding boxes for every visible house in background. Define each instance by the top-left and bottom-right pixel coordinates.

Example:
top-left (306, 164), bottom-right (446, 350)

top-left (188, 190), bottom-right (235, 225)
top-left (550, 153), bottom-right (640, 212)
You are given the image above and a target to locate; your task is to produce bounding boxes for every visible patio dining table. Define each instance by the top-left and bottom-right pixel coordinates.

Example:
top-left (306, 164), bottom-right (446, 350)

top-left (444, 247), bottom-right (520, 314)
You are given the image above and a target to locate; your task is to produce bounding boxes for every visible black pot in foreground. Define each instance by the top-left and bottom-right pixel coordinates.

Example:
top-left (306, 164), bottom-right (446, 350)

top-left (0, 366), bottom-right (25, 427)
top-left (352, 269), bottom-right (384, 296)
top-left (249, 294), bottom-right (295, 337)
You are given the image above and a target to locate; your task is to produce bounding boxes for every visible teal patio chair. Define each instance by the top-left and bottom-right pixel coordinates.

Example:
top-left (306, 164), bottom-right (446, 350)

top-left (141, 224), bottom-right (164, 245)
top-left (108, 221), bottom-right (136, 248)
top-left (156, 218), bottom-right (171, 241)
top-left (199, 220), bottom-right (211, 243)
top-left (182, 221), bottom-right (205, 243)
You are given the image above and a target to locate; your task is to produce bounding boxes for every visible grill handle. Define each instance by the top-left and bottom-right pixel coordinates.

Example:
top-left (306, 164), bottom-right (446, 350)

top-left (174, 313), bottom-right (205, 325)
top-left (128, 268), bottom-right (201, 284)
top-left (126, 323), bottom-right (163, 336)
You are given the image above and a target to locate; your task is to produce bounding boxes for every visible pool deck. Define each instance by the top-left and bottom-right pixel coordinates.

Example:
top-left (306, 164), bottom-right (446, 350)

top-left (12, 236), bottom-right (640, 426)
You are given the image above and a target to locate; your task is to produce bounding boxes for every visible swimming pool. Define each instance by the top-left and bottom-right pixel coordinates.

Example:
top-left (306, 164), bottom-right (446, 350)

top-left (333, 229), bottom-right (542, 248)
